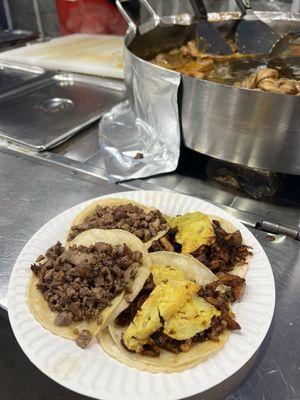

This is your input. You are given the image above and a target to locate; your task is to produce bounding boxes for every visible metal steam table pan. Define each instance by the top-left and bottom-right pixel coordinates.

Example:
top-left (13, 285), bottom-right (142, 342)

top-left (0, 61), bottom-right (47, 95)
top-left (0, 73), bottom-right (125, 151)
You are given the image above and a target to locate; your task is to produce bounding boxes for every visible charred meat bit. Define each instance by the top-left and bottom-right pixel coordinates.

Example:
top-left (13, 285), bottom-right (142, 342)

top-left (148, 227), bottom-right (180, 253)
top-left (266, 234), bottom-right (276, 241)
top-left (216, 273), bottom-right (246, 301)
top-left (192, 220), bottom-right (252, 274)
top-left (31, 241), bottom-right (143, 328)
top-left (140, 339), bottom-right (161, 357)
top-left (152, 330), bottom-right (193, 354)
top-left (55, 312), bottom-right (73, 327)
top-left (199, 273), bottom-right (246, 303)
top-left (134, 152), bottom-right (144, 159)
top-left (76, 329), bottom-right (93, 349)
top-left (68, 204), bottom-right (168, 242)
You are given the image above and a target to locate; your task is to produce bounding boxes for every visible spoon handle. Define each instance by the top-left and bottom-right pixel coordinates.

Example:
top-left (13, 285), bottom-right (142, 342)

top-left (235, 0), bottom-right (252, 14)
top-left (189, 0), bottom-right (208, 20)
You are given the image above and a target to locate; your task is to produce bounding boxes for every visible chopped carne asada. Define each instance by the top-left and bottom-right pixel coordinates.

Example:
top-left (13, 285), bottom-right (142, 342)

top-left (76, 329), bottom-right (93, 349)
top-left (149, 220), bottom-right (251, 274)
top-left (68, 204), bottom-right (168, 242)
top-left (31, 241), bottom-right (143, 327)
top-left (116, 273), bottom-right (245, 357)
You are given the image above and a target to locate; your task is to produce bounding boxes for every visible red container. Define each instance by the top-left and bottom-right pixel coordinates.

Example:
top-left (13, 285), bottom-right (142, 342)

top-left (56, 0), bottom-right (127, 35)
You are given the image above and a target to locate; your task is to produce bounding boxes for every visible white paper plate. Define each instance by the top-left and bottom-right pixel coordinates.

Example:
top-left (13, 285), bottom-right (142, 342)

top-left (8, 191), bottom-right (275, 400)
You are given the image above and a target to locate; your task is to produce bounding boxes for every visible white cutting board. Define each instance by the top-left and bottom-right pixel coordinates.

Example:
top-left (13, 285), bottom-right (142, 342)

top-left (0, 34), bottom-right (124, 79)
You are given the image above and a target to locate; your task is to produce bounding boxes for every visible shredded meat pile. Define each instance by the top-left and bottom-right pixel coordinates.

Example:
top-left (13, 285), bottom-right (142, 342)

top-left (68, 204), bottom-right (168, 242)
top-left (116, 273), bottom-right (245, 357)
top-left (192, 220), bottom-right (252, 273)
top-left (31, 241), bottom-right (143, 329)
top-left (150, 221), bottom-right (251, 274)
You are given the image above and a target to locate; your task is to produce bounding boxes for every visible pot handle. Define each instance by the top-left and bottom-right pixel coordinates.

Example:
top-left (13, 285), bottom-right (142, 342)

top-left (116, 0), bottom-right (160, 29)
top-left (116, 0), bottom-right (137, 30)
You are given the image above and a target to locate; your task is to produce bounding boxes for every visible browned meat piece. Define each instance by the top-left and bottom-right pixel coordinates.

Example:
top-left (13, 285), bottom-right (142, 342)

top-left (68, 204), bottom-right (168, 242)
top-left (158, 237), bottom-right (174, 252)
top-left (199, 273), bottom-right (245, 304)
top-left (216, 273), bottom-right (246, 301)
top-left (148, 227), bottom-right (180, 253)
top-left (148, 240), bottom-right (164, 252)
top-left (121, 336), bottom-right (161, 357)
top-left (225, 314), bottom-right (241, 330)
top-left (192, 220), bottom-right (252, 274)
top-left (55, 312), bottom-right (73, 327)
top-left (134, 152), bottom-right (144, 159)
top-left (45, 241), bottom-right (64, 259)
top-left (76, 330), bottom-right (93, 349)
top-left (30, 263), bottom-right (40, 275)
top-left (31, 241), bottom-right (143, 332)
top-left (152, 331), bottom-right (193, 354)
top-left (206, 316), bottom-right (228, 341)
top-left (213, 221), bottom-right (242, 247)
top-left (122, 331), bottom-right (193, 357)
top-left (140, 338), bottom-right (161, 357)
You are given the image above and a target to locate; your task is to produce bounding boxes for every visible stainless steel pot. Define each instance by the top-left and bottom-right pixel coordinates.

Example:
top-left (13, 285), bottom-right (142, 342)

top-left (117, 1), bottom-right (300, 175)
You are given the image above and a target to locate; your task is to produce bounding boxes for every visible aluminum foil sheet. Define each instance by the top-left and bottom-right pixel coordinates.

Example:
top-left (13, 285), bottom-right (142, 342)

top-left (99, 48), bottom-right (181, 182)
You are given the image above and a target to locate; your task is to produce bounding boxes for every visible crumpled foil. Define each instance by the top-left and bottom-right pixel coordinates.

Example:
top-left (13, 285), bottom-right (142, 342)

top-left (99, 48), bottom-right (181, 182)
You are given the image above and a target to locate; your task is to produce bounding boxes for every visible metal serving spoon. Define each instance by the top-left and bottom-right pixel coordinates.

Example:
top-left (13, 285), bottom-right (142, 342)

top-left (189, 0), bottom-right (232, 55)
top-left (235, 0), bottom-right (281, 54)
top-left (268, 30), bottom-right (300, 59)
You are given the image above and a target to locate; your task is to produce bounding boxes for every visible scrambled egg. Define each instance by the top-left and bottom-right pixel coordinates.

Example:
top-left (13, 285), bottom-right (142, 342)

top-left (123, 264), bottom-right (220, 353)
top-left (151, 264), bottom-right (186, 285)
top-left (123, 280), bottom-right (199, 352)
top-left (167, 212), bottom-right (215, 253)
top-left (164, 296), bottom-right (220, 340)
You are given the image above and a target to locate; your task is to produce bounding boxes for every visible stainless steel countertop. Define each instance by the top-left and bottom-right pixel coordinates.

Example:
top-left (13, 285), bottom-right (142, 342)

top-left (1, 143), bottom-right (300, 400)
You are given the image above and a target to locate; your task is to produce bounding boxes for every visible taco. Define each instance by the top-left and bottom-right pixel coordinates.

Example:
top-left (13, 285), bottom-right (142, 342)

top-left (149, 212), bottom-right (252, 278)
top-left (67, 198), bottom-right (169, 249)
top-left (98, 251), bottom-right (245, 372)
top-left (28, 229), bottom-right (151, 348)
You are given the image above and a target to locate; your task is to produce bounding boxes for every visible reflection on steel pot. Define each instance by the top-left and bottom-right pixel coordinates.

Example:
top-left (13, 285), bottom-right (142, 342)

top-left (206, 158), bottom-right (283, 199)
top-left (117, 0), bottom-right (300, 175)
